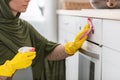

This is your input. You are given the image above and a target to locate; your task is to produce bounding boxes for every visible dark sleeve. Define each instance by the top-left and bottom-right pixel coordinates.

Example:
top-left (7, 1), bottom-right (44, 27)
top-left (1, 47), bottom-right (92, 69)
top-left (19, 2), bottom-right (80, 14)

top-left (27, 22), bottom-right (59, 56)
top-left (44, 40), bottom-right (59, 54)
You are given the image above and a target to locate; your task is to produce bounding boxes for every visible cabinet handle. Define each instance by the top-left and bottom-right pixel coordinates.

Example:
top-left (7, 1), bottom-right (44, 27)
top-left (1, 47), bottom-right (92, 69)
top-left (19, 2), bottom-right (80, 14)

top-left (78, 48), bottom-right (99, 59)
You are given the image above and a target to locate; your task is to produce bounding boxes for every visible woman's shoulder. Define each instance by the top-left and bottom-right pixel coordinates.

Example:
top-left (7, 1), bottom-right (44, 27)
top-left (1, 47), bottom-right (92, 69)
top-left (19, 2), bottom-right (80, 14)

top-left (19, 18), bottom-right (34, 29)
top-left (19, 19), bottom-right (31, 25)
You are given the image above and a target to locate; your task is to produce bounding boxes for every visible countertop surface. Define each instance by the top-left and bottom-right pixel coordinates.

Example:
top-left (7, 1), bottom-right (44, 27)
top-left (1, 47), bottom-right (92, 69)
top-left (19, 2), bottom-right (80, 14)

top-left (57, 9), bottom-right (120, 20)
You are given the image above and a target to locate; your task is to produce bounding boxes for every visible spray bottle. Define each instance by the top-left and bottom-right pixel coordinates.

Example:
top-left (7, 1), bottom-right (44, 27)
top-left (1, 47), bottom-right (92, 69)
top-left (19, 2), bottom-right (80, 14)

top-left (18, 46), bottom-right (35, 53)
top-left (12, 46), bottom-right (35, 80)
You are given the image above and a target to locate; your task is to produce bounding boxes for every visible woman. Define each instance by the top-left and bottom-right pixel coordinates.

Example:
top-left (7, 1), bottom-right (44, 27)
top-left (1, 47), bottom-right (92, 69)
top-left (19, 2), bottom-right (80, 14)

top-left (0, 0), bottom-right (90, 80)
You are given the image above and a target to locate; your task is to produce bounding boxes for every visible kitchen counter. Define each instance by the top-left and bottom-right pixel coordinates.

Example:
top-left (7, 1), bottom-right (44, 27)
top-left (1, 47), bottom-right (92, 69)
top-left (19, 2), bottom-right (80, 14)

top-left (57, 9), bottom-right (120, 20)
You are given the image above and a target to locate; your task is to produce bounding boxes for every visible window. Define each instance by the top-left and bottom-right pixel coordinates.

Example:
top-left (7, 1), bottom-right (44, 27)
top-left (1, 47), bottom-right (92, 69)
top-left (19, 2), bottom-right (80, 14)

top-left (20, 0), bottom-right (45, 36)
top-left (20, 0), bottom-right (45, 18)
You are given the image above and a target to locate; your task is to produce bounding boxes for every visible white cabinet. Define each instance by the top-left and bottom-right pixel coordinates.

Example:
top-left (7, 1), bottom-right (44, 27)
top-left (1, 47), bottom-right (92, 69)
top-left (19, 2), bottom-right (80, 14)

top-left (58, 14), bottom-right (103, 80)
top-left (58, 12), bottom-right (120, 80)
top-left (58, 15), bottom-right (81, 80)
top-left (102, 46), bottom-right (120, 80)
top-left (58, 15), bottom-right (87, 80)
top-left (103, 20), bottom-right (120, 51)
top-left (58, 15), bottom-right (91, 34)
top-left (102, 19), bottom-right (120, 80)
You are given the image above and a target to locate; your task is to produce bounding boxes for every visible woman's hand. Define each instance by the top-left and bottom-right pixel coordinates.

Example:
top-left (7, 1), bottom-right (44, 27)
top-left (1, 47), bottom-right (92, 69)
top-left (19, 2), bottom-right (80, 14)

top-left (64, 23), bottom-right (90, 55)
top-left (0, 51), bottom-right (36, 77)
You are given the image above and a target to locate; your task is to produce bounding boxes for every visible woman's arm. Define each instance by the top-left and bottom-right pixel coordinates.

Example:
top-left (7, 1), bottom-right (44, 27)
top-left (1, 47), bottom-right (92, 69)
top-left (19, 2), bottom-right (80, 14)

top-left (45, 21), bottom-right (90, 61)
top-left (46, 45), bottom-right (70, 61)
top-left (0, 76), bottom-right (12, 80)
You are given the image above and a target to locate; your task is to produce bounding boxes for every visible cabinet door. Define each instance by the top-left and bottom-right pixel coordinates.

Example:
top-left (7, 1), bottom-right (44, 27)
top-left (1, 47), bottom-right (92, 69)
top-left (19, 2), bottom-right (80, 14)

top-left (75, 18), bottom-right (102, 45)
top-left (103, 20), bottom-right (120, 51)
top-left (58, 15), bottom-right (85, 34)
top-left (64, 32), bottom-right (79, 80)
top-left (58, 15), bottom-right (80, 80)
top-left (102, 46), bottom-right (120, 80)
top-left (87, 19), bottom-right (102, 44)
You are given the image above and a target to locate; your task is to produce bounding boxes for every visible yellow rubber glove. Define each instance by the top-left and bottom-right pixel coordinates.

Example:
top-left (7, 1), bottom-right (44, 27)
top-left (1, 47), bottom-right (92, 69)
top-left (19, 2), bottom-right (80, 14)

top-left (0, 60), bottom-right (16, 77)
top-left (0, 52), bottom-right (36, 77)
top-left (64, 23), bottom-right (90, 55)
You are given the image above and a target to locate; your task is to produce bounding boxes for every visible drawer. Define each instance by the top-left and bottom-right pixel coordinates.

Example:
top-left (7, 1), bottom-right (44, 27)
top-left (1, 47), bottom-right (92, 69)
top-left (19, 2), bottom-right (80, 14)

top-left (102, 47), bottom-right (120, 80)
top-left (58, 28), bottom-right (76, 43)
top-left (87, 19), bottom-right (102, 44)
top-left (103, 20), bottom-right (120, 51)
top-left (58, 15), bottom-right (83, 34)
top-left (59, 15), bottom-right (103, 45)
top-left (76, 18), bottom-right (102, 45)
top-left (75, 17), bottom-right (87, 33)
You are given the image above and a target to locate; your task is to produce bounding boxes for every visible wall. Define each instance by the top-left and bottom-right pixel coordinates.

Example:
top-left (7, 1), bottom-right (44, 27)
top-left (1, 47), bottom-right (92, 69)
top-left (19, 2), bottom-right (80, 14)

top-left (20, 0), bottom-right (58, 42)
top-left (44, 0), bottom-right (58, 42)
top-left (20, 0), bottom-right (45, 36)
